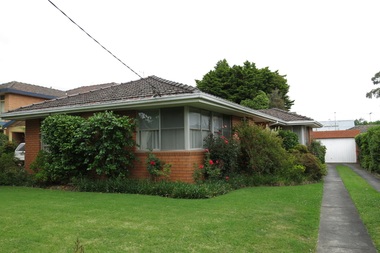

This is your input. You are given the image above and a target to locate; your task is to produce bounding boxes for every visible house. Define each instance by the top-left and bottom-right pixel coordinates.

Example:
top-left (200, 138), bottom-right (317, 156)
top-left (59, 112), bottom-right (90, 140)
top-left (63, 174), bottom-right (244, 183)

top-left (314, 120), bottom-right (355, 131)
top-left (0, 81), bottom-right (66, 143)
top-left (259, 108), bottom-right (322, 145)
top-left (2, 76), bottom-right (322, 182)
top-left (311, 130), bottom-right (360, 163)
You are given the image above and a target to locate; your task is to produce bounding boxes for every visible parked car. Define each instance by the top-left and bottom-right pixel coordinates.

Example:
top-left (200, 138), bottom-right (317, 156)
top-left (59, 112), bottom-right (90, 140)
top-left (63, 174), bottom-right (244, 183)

top-left (14, 142), bottom-right (25, 161)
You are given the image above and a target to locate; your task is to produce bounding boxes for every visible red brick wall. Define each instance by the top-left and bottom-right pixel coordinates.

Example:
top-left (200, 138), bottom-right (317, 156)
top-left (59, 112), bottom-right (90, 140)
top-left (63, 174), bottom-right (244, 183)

top-left (24, 119), bottom-right (41, 173)
top-left (5, 94), bottom-right (48, 112)
top-left (133, 150), bottom-right (205, 183)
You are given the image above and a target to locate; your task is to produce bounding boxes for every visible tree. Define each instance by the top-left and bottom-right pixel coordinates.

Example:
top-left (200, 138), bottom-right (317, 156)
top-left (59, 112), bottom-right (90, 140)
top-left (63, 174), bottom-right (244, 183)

top-left (240, 90), bottom-right (269, 109)
top-left (366, 71), bottom-right (380, 99)
top-left (196, 59), bottom-right (294, 110)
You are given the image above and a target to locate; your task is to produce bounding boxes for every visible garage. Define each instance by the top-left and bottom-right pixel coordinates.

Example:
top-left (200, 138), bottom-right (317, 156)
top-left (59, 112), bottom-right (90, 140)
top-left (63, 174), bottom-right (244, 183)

top-left (312, 130), bottom-right (360, 163)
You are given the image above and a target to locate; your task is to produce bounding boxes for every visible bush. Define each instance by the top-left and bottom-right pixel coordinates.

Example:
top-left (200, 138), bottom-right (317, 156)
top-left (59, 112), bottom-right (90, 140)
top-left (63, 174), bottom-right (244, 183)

top-left (356, 126), bottom-right (380, 173)
top-left (40, 111), bottom-right (137, 184)
top-left (235, 122), bottom-right (293, 175)
top-left (0, 153), bottom-right (31, 186)
top-left (72, 177), bottom-right (232, 199)
top-left (146, 151), bottom-right (171, 181)
top-left (290, 145), bottom-right (327, 181)
top-left (202, 133), bottom-right (240, 177)
top-left (308, 139), bottom-right (327, 164)
top-left (278, 129), bottom-right (299, 151)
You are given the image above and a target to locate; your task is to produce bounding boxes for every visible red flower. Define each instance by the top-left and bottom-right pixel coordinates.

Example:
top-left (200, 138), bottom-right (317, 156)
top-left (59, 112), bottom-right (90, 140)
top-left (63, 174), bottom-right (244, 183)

top-left (224, 140), bottom-right (228, 144)
top-left (150, 161), bottom-right (156, 165)
top-left (199, 164), bottom-right (204, 169)
top-left (209, 160), bottom-right (214, 165)
top-left (205, 149), bottom-right (209, 153)
top-left (225, 176), bottom-right (229, 181)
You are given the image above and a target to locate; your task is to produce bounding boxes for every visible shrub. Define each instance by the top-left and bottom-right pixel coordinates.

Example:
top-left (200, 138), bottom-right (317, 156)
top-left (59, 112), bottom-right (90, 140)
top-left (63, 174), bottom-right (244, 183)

top-left (356, 126), bottom-right (380, 173)
top-left (146, 151), bottom-right (171, 181)
top-left (72, 177), bottom-right (232, 199)
top-left (278, 129), bottom-right (299, 151)
top-left (290, 145), bottom-right (327, 181)
top-left (0, 153), bottom-right (30, 186)
top-left (235, 122), bottom-right (293, 175)
top-left (308, 139), bottom-right (327, 164)
top-left (203, 133), bottom-right (240, 177)
top-left (40, 111), bottom-right (137, 184)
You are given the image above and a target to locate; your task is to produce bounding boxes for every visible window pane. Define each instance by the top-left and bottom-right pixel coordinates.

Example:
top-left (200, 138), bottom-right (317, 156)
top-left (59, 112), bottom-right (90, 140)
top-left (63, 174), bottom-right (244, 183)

top-left (201, 111), bottom-right (210, 130)
top-left (138, 110), bottom-right (159, 130)
top-left (213, 114), bottom-right (223, 134)
top-left (222, 115), bottom-right (231, 138)
top-left (189, 109), bottom-right (200, 129)
top-left (190, 130), bottom-right (202, 148)
top-left (140, 130), bottom-right (159, 150)
top-left (162, 129), bottom-right (184, 150)
top-left (161, 107), bottom-right (184, 128)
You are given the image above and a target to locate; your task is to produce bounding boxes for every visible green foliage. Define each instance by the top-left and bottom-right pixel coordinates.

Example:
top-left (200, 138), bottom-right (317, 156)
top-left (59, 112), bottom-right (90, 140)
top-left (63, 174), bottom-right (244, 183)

top-left (290, 145), bottom-right (327, 181)
top-left (41, 114), bottom-right (86, 182)
top-left (146, 151), bottom-right (171, 180)
top-left (356, 126), bottom-right (380, 173)
top-left (235, 122), bottom-right (292, 175)
top-left (308, 139), bottom-right (327, 164)
top-left (40, 111), bottom-right (137, 184)
top-left (0, 132), bottom-right (8, 147)
top-left (196, 59), bottom-right (294, 110)
top-left (278, 129), bottom-right (299, 150)
top-left (73, 238), bottom-right (84, 253)
top-left (30, 150), bottom-right (53, 185)
top-left (201, 133), bottom-right (240, 179)
top-left (72, 177), bottom-right (232, 199)
top-left (366, 71), bottom-right (380, 99)
top-left (269, 89), bottom-right (286, 110)
top-left (79, 111), bottom-right (136, 177)
top-left (0, 153), bottom-right (30, 185)
top-left (240, 90), bottom-right (269, 109)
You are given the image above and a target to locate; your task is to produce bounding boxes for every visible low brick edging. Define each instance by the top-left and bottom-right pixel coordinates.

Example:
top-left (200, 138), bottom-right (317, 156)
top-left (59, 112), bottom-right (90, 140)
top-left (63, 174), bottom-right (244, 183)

top-left (132, 150), bottom-right (205, 183)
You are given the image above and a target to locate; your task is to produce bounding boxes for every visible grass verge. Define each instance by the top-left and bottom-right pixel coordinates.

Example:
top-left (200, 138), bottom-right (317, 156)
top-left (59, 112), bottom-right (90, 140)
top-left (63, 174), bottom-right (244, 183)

top-left (0, 184), bottom-right (322, 252)
top-left (336, 165), bottom-right (380, 251)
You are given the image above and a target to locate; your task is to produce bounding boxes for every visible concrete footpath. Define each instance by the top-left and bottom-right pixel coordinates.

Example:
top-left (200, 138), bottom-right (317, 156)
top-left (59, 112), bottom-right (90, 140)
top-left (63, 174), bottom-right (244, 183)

top-left (317, 164), bottom-right (378, 253)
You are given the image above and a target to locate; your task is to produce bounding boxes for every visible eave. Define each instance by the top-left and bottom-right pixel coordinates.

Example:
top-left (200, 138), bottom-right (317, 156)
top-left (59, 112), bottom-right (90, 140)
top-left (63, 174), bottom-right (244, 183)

top-left (1, 93), bottom-right (284, 124)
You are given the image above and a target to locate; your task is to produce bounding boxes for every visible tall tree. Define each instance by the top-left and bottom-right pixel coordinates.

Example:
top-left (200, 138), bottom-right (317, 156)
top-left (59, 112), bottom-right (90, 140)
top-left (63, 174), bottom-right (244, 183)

top-left (366, 71), bottom-right (380, 99)
top-left (196, 59), bottom-right (294, 110)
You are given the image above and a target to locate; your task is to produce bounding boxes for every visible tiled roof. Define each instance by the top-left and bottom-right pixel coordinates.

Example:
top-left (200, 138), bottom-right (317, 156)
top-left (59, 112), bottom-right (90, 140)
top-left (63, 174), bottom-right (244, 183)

top-left (10, 76), bottom-right (199, 112)
top-left (0, 81), bottom-right (66, 98)
top-left (66, 82), bottom-right (119, 96)
top-left (349, 125), bottom-right (379, 133)
top-left (311, 130), bottom-right (361, 139)
top-left (258, 108), bottom-right (314, 122)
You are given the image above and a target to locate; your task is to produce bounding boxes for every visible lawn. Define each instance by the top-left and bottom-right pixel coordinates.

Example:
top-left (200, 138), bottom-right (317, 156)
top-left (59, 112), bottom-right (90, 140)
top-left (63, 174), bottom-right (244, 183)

top-left (336, 165), bottom-right (380, 251)
top-left (0, 184), bottom-right (322, 252)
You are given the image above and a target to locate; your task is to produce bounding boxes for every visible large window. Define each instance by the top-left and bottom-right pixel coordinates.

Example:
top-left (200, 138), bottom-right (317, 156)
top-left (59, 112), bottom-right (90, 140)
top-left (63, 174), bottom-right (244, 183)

top-left (190, 108), bottom-right (211, 148)
top-left (137, 107), bottom-right (231, 150)
top-left (138, 107), bottom-right (184, 150)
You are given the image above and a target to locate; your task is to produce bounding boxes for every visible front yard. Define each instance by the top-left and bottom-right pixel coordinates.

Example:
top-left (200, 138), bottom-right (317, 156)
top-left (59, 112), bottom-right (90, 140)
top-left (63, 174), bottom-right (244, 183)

top-left (0, 183), bottom-right (322, 252)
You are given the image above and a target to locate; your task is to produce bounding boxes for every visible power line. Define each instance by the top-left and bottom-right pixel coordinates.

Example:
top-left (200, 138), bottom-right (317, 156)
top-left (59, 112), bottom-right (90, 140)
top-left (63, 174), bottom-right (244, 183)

top-left (47, 0), bottom-right (161, 96)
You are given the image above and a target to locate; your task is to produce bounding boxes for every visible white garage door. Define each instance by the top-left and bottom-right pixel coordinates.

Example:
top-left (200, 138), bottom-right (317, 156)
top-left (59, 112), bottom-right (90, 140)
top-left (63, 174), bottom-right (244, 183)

top-left (317, 138), bottom-right (357, 163)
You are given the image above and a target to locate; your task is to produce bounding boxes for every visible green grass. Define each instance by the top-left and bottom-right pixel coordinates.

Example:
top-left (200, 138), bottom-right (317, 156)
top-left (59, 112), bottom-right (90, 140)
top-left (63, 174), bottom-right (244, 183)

top-left (336, 165), bottom-right (380, 251)
top-left (0, 184), bottom-right (322, 252)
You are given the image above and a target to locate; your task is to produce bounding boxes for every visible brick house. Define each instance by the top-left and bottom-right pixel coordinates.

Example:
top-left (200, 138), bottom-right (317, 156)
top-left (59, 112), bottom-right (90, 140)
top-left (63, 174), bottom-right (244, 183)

top-left (0, 81), bottom-right (66, 143)
top-left (2, 76), bottom-right (321, 182)
top-left (259, 108), bottom-right (322, 145)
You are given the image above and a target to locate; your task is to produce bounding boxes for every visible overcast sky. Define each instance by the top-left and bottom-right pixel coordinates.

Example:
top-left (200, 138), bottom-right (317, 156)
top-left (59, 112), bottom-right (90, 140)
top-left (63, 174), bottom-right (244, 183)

top-left (1, 0), bottom-right (379, 122)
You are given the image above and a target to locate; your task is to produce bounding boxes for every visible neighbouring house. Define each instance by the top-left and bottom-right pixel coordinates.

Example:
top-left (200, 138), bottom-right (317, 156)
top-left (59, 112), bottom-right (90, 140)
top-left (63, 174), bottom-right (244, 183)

top-left (314, 119), bottom-right (355, 131)
top-left (259, 108), bottom-right (322, 145)
top-left (2, 76), bottom-right (322, 182)
top-left (0, 81), bottom-right (66, 143)
top-left (311, 130), bottom-right (361, 163)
